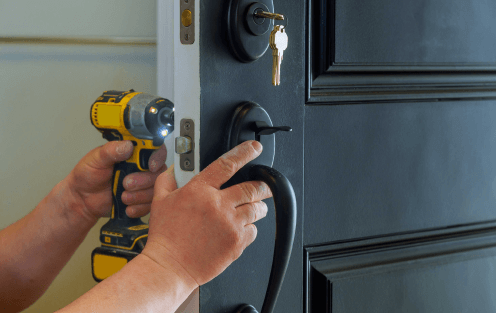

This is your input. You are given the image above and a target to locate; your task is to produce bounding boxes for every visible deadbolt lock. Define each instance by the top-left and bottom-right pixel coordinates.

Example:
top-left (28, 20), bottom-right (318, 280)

top-left (227, 0), bottom-right (277, 62)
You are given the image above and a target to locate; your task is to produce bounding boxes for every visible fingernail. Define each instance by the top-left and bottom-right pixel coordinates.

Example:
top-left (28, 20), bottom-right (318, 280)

top-left (127, 208), bottom-right (135, 217)
top-left (165, 164), bottom-right (174, 175)
top-left (150, 160), bottom-right (158, 172)
top-left (126, 178), bottom-right (136, 189)
top-left (117, 141), bottom-right (132, 155)
top-left (252, 141), bottom-right (263, 153)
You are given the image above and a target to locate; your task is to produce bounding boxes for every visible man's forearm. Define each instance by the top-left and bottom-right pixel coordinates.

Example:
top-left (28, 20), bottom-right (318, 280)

top-left (57, 254), bottom-right (197, 313)
top-left (0, 178), bottom-right (97, 312)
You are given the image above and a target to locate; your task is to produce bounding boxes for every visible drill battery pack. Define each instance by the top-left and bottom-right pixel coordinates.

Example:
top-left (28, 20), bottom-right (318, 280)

top-left (92, 247), bottom-right (140, 282)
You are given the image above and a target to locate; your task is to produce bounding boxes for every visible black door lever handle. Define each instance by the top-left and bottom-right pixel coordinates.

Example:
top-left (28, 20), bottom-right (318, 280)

top-left (252, 121), bottom-right (292, 136)
top-left (227, 101), bottom-right (297, 313)
top-left (235, 165), bottom-right (297, 313)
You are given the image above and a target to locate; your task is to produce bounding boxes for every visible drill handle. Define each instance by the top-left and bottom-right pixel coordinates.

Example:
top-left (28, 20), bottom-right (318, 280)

top-left (111, 161), bottom-right (144, 226)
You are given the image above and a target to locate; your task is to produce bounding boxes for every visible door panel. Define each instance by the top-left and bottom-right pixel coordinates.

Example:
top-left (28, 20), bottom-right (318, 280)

top-left (302, 0), bottom-right (496, 311)
top-left (198, 0), bottom-right (305, 312)
top-left (309, 0), bottom-right (496, 104)
top-left (189, 0), bottom-right (496, 312)
top-left (333, 0), bottom-right (496, 64)
top-left (305, 102), bottom-right (496, 245)
top-left (307, 223), bottom-right (496, 312)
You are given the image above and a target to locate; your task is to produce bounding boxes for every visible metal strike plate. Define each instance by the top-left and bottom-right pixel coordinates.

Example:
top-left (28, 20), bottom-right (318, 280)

top-left (178, 119), bottom-right (195, 171)
top-left (180, 0), bottom-right (195, 44)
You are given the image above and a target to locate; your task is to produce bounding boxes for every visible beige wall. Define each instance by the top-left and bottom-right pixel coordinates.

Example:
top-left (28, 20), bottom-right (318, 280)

top-left (0, 1), bottom-right (157, 312)
top-left (0, 0), bottom-right (156, 38)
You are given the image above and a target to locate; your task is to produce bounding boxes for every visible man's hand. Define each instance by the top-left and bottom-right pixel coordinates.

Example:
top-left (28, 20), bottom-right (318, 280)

top-left (67, 141), bottom-right (168, 220)
top-left (54, 141), bottom-right (271, 313)
top-left (0, 140), bottom-right (169, 312)
top-left (142, 140), bottom-right (272, 287)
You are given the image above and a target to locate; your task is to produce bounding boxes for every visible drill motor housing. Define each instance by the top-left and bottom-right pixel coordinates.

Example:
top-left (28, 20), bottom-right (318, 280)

top-left (91, 90), bottom-right (174, 170)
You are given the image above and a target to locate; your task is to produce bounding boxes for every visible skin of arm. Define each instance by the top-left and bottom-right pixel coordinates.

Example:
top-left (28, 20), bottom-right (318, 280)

top-left (57, 140), bottom-right (272, 313)
top-left (0, 141), bottom-right (168, 312)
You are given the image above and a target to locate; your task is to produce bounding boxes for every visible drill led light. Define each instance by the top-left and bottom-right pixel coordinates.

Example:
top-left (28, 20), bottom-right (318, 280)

top-left (149, 107), bottom-right (158, 114)
top-left (161, 129), bottom-right (169, 137)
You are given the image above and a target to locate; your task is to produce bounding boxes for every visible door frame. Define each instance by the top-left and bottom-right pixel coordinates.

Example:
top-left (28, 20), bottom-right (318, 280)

top-left (157, 0), bottom-right (201, 311)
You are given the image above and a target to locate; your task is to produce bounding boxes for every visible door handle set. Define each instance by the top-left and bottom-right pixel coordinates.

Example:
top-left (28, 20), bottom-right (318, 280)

top-left (226, 102), bottom-right (297, 313)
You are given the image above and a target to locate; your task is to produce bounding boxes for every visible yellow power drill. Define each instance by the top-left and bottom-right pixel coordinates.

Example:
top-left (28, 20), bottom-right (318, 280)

top-left (90, 90), bottom-right (174, 282)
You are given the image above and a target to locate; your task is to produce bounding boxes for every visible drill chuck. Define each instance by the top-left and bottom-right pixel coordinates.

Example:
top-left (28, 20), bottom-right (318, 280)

top-left (125, 93), bottom-right (174, 146)
top-left (91, 90), bottom-right (174, 147)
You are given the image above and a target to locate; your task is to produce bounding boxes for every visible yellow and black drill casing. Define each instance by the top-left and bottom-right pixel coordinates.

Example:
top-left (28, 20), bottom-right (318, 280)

top-left (90, 90), bottom-right (174, 282)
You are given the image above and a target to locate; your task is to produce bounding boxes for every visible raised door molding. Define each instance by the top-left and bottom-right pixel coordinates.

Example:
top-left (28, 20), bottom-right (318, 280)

top-left (307, 0), bottom-right (496, 104)
top-left (305, 222), bottom-right (496, 312)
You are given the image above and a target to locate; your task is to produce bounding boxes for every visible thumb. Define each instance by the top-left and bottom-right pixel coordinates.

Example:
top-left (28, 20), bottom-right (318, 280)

top-left (154, 164), bottom-right (178, 199)
top-left (89, 141), bottom-right (134, 169)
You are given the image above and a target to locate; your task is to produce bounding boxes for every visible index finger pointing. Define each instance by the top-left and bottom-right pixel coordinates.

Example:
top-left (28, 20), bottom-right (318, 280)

top-left (195, 141), bottom-right (263, 189)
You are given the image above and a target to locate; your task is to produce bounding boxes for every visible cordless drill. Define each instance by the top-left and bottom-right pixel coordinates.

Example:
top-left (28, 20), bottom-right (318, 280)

top-left (90, 90), bottom-right (174, 282)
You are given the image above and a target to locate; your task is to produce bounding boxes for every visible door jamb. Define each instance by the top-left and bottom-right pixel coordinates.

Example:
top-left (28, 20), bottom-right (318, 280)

top-left (157, 0), bottom-right (201, 311)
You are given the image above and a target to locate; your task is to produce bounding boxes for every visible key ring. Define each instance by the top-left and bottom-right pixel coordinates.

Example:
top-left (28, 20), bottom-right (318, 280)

top-left (254, 11), bottom-right (288, 29)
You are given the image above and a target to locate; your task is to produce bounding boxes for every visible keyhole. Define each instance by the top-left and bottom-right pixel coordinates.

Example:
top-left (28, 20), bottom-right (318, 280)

top-left (253, 8), bottom-right (266, 25)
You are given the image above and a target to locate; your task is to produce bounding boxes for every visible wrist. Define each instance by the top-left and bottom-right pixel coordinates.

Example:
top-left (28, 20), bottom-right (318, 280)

top-left (141, 240), bottom-right (199, 291)
top-left (60, 252), bottom-right (197, 313)
top-left (50, 176), bottom-right (98, 228)
top-left (131, 252), bottom-right (198, 308)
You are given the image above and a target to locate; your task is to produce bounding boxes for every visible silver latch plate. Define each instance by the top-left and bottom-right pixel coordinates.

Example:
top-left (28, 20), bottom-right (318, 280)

top-left (178, 119), bottom-right (195, 171)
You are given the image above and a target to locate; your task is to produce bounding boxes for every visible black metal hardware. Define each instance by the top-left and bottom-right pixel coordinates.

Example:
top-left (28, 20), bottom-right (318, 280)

top-left (227, 102), bottom-right (297, 313)
top-left (246, 3), bottom-right (271, 36)
top-left (252, 121), bottom-right (292, 141)
top-left (236, 304), bottom-right (258, 313)
top-left (226, 0), bottom-right (274, 62)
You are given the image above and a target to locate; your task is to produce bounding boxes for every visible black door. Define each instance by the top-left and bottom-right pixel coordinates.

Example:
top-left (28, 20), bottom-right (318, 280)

top-left (197, 0), bottom-right (496, 312)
